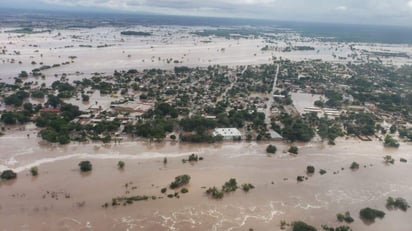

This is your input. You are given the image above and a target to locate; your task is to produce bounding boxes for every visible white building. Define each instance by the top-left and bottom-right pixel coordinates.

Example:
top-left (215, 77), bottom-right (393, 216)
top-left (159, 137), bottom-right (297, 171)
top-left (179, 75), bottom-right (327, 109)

top-left (212, 128), bottom-right (242, 140)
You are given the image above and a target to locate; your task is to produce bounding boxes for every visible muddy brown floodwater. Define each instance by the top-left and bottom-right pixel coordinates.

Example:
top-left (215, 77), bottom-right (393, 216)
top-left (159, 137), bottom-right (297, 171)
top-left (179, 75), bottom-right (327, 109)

top-left (0, 129), bottom-right (412, 230)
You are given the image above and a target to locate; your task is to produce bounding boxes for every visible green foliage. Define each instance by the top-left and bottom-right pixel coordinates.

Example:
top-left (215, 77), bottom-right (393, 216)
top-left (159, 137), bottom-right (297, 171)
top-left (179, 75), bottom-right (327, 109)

top-left (81, 94), bottom-right (90, 102)
top-left (118, 161), bottom-right (125, 169)
top-left (350, 162), bottom-right (359, 170)
top-left (206, 186), bottom-right (224, 199)
top-left (384, 135), bottom-right (400, 148)
top-left (292, 221), bottom-right (317, 231)
top-left (170, 174), bottom-right (191, 189)
top-left (161, 188), bottom-right (167, 193)
top-left (319, 169), bottom-right (327, 175)
top-left (111, 195), bottom-right (149, 206)
top-left (277, 114), bottom-right (315, 142)
top-left (30, 166), bottom-right (39, 176)
top-left (222, 178), bottom-right (238, 192)
top-left (343, 112), bottom-right (376, 136)
top-left (179, 116), bottom-right (217, 132)
top-left (31, 90), bottom-right (45, 98)
top-left (289, 146), bottom-right (299, 154)
top-left (384, 155), bottom-right (395, 164)
top-left (19, 71), bottom-right (28, 78)
top-left (306, 165), bottom-right (315, 174)
top-left (0, 170), bottom-right (17, 180)
top-left (266, 144), bottom-right (277, 154)
top-left (1, 111), bottom-right (31, 124)
top-left (79, 161), bottom-right (92, 172)
top-left (336, 212), bottom-right (354, 223)
top-left (386, 197), bottom-right (410, 211)
top-left (317, 118), bottom-right (343, 143)
top-left (143, 102), bottom-right (178, 119)
top-left (4, 91), bottom-right (29, 107)
top-left (188, 154), bottom-right (199, 162)
top-left (129, 119), bottom-right (174, 140)
top-left (121, 31), bottom-right (152, 36)
top-left (241, 183), bottom-right (255, 192)
top-left (180, 188), bottom-right (189, 194)
top-left (359, 207), bottom-right (385, 222)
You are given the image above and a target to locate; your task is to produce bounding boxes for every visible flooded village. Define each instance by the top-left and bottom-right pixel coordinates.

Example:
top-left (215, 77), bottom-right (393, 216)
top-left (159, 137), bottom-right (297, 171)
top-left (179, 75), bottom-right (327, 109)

top-left (0, 14), bottom-right (412, 231)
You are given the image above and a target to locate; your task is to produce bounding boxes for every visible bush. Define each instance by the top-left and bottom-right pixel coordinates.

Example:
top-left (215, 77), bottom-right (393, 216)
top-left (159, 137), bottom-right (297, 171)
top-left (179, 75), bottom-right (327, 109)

top-left (386, 197), bottom-right (410, 211)
top-left (181, 188), bottom-right (189, 194)
top-left (384, 155), bottom-right (395, 164)
top-left (266, 144), bottom-right (277, 154)
top-left (359, 207), bottom-right (385, 222)
top-left (206, 186), bottom-right (224, 199)
top-left (350, 162), bottom-right (359, 170)
top-left (79, 161), bottom-right (92, 172)
top-left (161, 188), bottom-right (167, 193)
top-left (170, 174), bottom-right (191, 189)
top-left (306, 166), bottom-right (315, 174)
top-left (118, 161), bottom-right (125, 169)
top-left (1, 170), bottom-right (17, 180)
top-left (188, 154), bottom-right (198, 162)
top-left (289, 146), bottom-right (298, 154)
top-left (292, 221), bottom-right (317, 231)
top-left (222, 178), bottom-right (238, 192)
top-left (319, 169), bottom-right (327, 175)
top-left (30, 166), bottom-right (39, 176)
top-left (337, 212), bottom-right (354, 223)
top-left (400, 158), bottom-right (407, 163)
top-left (241, 183), bottom-right (255, 192)
top-left (297, 176), bottom-right (305, 182)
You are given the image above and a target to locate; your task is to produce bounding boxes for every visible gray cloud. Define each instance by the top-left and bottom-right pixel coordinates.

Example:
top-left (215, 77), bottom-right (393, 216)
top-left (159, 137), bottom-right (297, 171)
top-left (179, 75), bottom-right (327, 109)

top-left (4, 0), bottom-right (412, 25)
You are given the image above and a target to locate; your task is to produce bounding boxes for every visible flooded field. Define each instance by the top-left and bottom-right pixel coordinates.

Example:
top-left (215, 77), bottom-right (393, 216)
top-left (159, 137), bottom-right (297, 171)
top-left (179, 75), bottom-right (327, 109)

top-left (0, 127), bottom-right (412, 230)
top-left (2, 26), bottom-right (411, 86)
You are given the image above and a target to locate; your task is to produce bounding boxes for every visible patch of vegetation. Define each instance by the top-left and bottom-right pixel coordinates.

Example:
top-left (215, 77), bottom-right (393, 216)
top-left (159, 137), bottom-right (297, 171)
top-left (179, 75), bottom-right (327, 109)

top-left (386, 197), bottom-right (410, 211)
top-left (79, 161), bottom-right (92, 172)
top-left (350, 162), bottom-right (359, 170)
top-left (266, 144), bottom-right (277, 154)
top-left (170, 174), bottom-right (191, 189)
top-left (319, 169), bottom-right (327, 175)
top-left (276, 114), bottom-right (315, 142)
top-left (384, 135), bottom-right (400, 148)
top-left (120, 31), bottom-right (152, 36)
top-left (289, 146), bottom-right (299, 154)
top-left (337, 211), bottom-right (354, 223)
top-left (306, 165), bottom-right (315, 174)
top-left (359, 207), bottom-right (385, 222)
top-left (384, 155), bottom-right (395, 164)
top-left (222, 178), bottom-right (238, 192)
top-left (30, 166), bottom-right (39, 176)
top-left (111, 195), bottom-right (149, 206)
top-left (206, 178), bottom-right (254, 199)
top-left (206, 186), bottom-right (224, 199)
top-left (180, 188), bottom-right (189, 194)
top-left (292, 221), bottom-right (317, 231)
top-left (0, 170), bottom-right (17, 180)
top-left (241, 183), bottom-right (255, 192)
top-left (161, 187), bottom-right (167, 193)
top-left (118, 161), bottom-right (125, 169)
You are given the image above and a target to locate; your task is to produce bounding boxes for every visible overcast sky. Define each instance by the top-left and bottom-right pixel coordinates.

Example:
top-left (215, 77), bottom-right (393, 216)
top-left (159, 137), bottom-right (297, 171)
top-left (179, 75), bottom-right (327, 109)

top-left (3, 0), bottom-right (412, 26)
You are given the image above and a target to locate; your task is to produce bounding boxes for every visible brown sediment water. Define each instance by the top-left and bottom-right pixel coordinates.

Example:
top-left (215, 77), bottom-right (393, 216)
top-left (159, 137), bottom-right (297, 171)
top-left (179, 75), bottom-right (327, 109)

top-left (0, 130), bottom-right (412, 230)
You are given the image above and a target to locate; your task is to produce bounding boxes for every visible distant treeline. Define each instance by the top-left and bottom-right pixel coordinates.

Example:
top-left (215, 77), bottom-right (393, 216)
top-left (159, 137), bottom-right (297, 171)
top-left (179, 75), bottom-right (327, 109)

top-left (120, 31), bottom-right (152, 36)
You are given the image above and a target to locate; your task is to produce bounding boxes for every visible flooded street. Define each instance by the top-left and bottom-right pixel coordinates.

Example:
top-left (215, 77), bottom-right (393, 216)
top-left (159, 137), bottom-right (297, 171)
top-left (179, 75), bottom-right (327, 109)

top-left (1, 129), bottom-right (411, 230)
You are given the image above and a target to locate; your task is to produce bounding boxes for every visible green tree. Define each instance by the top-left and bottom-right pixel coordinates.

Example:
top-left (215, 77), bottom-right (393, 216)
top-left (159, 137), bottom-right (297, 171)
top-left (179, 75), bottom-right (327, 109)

top-left (118, 161), bottom-right (125, 169)
top-left (79, 161), bottom-right (92, 172)
top-left (266, 144), bottom-right (277, 154)
top-left (1, 170), bottom-right (17, 180)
